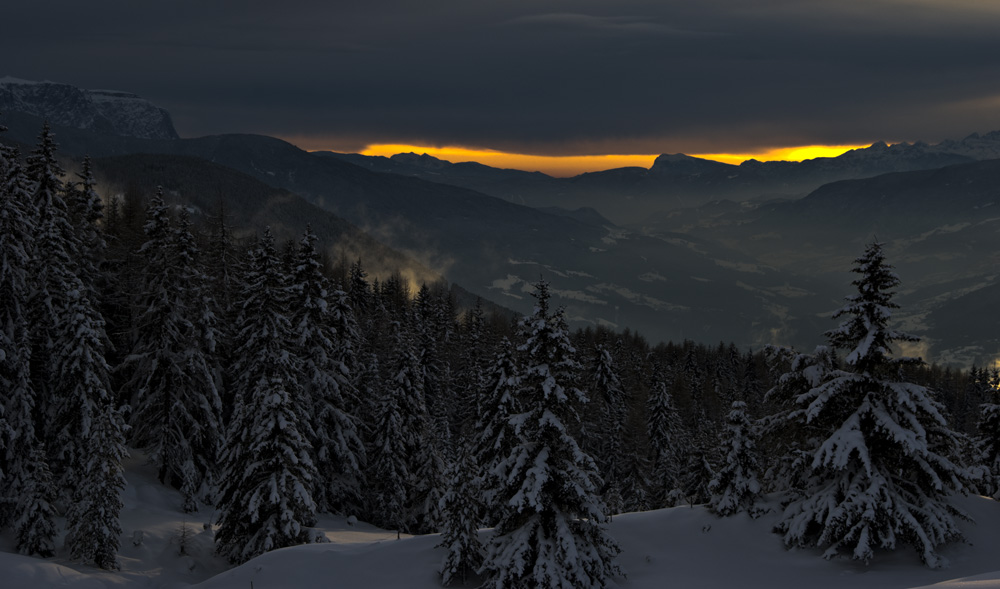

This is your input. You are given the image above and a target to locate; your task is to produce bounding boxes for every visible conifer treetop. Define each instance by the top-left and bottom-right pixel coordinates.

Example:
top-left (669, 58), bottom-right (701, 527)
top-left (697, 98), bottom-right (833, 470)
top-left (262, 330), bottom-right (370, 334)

top-left (825, 240), bottom-right (919, 372)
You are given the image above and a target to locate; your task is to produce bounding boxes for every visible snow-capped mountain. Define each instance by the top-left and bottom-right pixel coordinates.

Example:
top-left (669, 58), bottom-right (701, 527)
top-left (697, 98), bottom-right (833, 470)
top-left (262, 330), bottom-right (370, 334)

top-left (0, 77), bottom-right (178, 140)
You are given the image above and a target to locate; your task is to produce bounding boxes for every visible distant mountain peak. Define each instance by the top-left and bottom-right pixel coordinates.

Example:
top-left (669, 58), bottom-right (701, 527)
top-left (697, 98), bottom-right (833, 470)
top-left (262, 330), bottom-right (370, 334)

top-left (0, 76), bottom-right (46, 85)
top-left (650, 152), bottom-right (735, 174)
top-left (0, 76), bottom-right (178, 140)
top-left (390, 152), bottom-right (446, 165)
top-left (656, 153), bottom-right (700, 162)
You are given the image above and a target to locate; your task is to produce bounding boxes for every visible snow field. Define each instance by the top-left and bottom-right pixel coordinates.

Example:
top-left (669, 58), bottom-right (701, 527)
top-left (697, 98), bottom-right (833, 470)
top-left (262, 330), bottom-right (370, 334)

top-left (3, 452), bottom-right (1000, 588)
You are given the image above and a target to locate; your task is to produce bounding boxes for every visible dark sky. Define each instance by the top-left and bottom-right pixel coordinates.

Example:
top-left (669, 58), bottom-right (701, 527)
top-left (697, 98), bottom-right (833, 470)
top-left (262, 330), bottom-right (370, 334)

top-left (7, 0), bottom-right (1000, 156)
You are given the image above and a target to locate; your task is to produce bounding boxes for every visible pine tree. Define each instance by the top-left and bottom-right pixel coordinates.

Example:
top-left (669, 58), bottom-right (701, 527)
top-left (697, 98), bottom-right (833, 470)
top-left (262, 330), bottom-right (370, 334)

top-left (23, 124), bottom-right (72, 474)
top-left (65, 403), bottom-right (128, 570)
top-left (55, 280), bottom-right (125, 568)
top-left (384, 319), bottom-right (443, 534)
top-left (204, 197), bottom-right (238, 413)
top-left (455, 298), bottom-right (489, 433)
top-left (125, 193), bottom-right (222, 511)
top-left (18, 125), bottom-right (125, 565)
top-left (588, 343), bottom-right (628, 513)
top-left (646, 368), bottom-right (685, 508)
top-left (174, 208), bottom-right (225, 505)
top-left (482, 280), bottom-right (621, 589)
top-left (14, 445), bottom-right (57, 558)
top-left (977, 375), bottom-right (1000, 498)
top-left (63, 156), bottom-right (105, 297)
top-left (0, 129), bottom-right (38, 527)
top-left (775, 241), bottom-right (972, 567)
top-left (23, 126), bottom-right (118, 496)
top-left (289, 227), bottom-right (364, 514)
top-left (410, 431), bottom-right (446, 534)
top-left (100, 187), bottom-right (146, 376)
top-left (474, 337), bottom-right (521, 526)
top-left (708, 400), bottom-right (762, 517)
top-left (346, 259), bottom-right (372, 327)
top-left (679, 442), bottom-right (716, 507)
top-left (438, 445), bottom-right (484, 586)
top-left (215, 229), bottom-right (320, 564)
top-left (759, 344), bottom-right (837, 496)
top-left (368, 363), bottom-right (409, 532)
top-left (414, 284), bottom-right (456, 446)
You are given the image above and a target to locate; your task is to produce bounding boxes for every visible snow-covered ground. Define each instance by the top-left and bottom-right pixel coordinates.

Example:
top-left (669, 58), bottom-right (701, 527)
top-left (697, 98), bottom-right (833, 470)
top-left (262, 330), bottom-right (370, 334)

top-left (3, 452), bottom-right (1000, 589)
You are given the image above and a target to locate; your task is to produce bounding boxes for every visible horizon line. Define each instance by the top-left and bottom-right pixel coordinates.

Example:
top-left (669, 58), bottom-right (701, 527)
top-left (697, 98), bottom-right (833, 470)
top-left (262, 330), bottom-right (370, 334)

top-left (306, 143), bottom-right (873, 177)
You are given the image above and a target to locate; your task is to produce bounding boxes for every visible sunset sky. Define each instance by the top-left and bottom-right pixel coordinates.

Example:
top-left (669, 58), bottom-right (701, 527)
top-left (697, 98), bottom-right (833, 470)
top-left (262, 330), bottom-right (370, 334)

top-left (339, 143), bottom-right (873, 177)
top-left (5, 1), bottom-right (1000, 175)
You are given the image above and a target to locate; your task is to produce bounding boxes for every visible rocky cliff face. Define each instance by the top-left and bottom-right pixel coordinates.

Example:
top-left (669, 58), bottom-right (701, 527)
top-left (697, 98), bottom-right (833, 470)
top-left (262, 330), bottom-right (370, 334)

top-left (0, 77), bottom-right (178, 140)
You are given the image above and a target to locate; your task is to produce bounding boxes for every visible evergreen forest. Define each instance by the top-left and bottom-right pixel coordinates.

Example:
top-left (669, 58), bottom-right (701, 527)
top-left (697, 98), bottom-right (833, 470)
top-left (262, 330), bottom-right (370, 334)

top-left (3, 124), bottom-right (1000, 585)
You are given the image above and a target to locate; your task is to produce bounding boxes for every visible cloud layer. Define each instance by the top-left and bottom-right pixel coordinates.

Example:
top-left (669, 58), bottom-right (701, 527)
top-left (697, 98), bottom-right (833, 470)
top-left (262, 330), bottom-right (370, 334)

top-left (7, 0), bottom-right (1000, 156)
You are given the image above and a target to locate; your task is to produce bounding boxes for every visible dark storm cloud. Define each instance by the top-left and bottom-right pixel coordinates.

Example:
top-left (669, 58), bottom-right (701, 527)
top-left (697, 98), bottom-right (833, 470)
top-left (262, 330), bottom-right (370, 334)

top-left (6, 0), bottom-right (1000, 154)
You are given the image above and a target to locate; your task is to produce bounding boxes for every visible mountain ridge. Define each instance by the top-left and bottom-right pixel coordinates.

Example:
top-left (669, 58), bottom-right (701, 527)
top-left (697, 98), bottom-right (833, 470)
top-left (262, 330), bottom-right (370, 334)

top-left (0, 76), bottom-right (178, 140)
top-left (319, 135), bottom-right (998, 224)
top-left (4, 77), bottom-right (999, 362)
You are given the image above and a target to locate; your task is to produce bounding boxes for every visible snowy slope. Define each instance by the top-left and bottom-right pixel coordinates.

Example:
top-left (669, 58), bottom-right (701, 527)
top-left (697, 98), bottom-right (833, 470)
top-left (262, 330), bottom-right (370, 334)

top-left (2, 453), bottom-right (1000, 588)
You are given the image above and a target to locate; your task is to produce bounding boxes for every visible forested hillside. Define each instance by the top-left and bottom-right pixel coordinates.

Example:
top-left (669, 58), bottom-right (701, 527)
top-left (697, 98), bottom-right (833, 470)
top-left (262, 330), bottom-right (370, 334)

top-left (3, 124), bottom-right (1000, 585)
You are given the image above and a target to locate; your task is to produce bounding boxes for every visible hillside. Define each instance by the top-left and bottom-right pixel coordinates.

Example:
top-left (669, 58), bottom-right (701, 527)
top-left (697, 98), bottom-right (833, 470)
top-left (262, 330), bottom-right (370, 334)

top-left (6, 89), bottom-right (1000, 362)
top-left (321, 133), bottom-right (1000, 225)
top-left (645, 158), bottom-right (1000, 366)
top-left (1, 115), bottom-right (836, 351)
top-left (89, 153), bottom-right (440, 284)
top-left (2, 454), bottom-right (999, 589)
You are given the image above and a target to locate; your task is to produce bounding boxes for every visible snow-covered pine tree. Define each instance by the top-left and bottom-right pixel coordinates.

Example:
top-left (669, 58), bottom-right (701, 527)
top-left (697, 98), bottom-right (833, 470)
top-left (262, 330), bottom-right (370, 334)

top-left (588, 343), bottom-right (628, 514)
top-left (51, 270), bottom-right (126, 568)
top-left (410, 428), bottom-right (446, 535)
top-left (100, 188), bottom-right (145, 377)
top-left (26, 129), bottom-right (121, 511)
top-left (0, 128), bottom-right (38, 527)
top-left (414, 283), bottom-right (455, 446)
top-left (617, 435), bottom-right (652, 514)
top-left (173, 208), bottom-right (225, 505)
top-left (776, 240), bottom-right (972, 567)
top-left (14, 444), bottom-right (57, 557)
top-left (346, 259), bottom-right (372, 327)
top-left (203, 198), bottom-right (238, 408)
top-left (977, 373), bottom-right (1000, 498)
top-left (474, 336), bottom-right (521, 526)
top-left (437, 444), bottom-right (484, 586)
top-left (65, 402), bottom-right (128, 570)
top-left (205, 198), bottom-right (239, 314)
top-left (759, 344), bottom-right (837, 496)
top-left (215, 228), bottom-right (320, 564)
top-left (385, 315), bottom-right (444, 535)
top-left (368, 349), bottom-right (409, 532)
top-left (354, 349), bottom-right (383, 511)
top-left (741, 350), bottom-right (765, 415)
top-left (126, 192), bottom-right (222, 512)
top-left (289, 226), bottom-right (364, 514)
top-left (23, 124), bottom-right (73, 475)
top-left (679, 442), bottom-right (716, 507)
top-left (455, 298), bottom-right (490, 433)
top-left (646, 367), bottom-right (685, 508)
top-left (482, 280), bottom-right (621, 589)
top-left (707, 400), bottom-right (762, 517)
top-left (63, 156), bottom-right (105, 298)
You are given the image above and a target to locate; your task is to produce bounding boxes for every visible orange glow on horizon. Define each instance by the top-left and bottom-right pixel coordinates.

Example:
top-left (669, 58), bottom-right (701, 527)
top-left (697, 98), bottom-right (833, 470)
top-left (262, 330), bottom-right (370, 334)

top-left (311, 143), bottom-right (873, 177)
top-left (690, 144), bottom-right (871, 166)
top-left (358, 144), bottom-right (656, 177)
